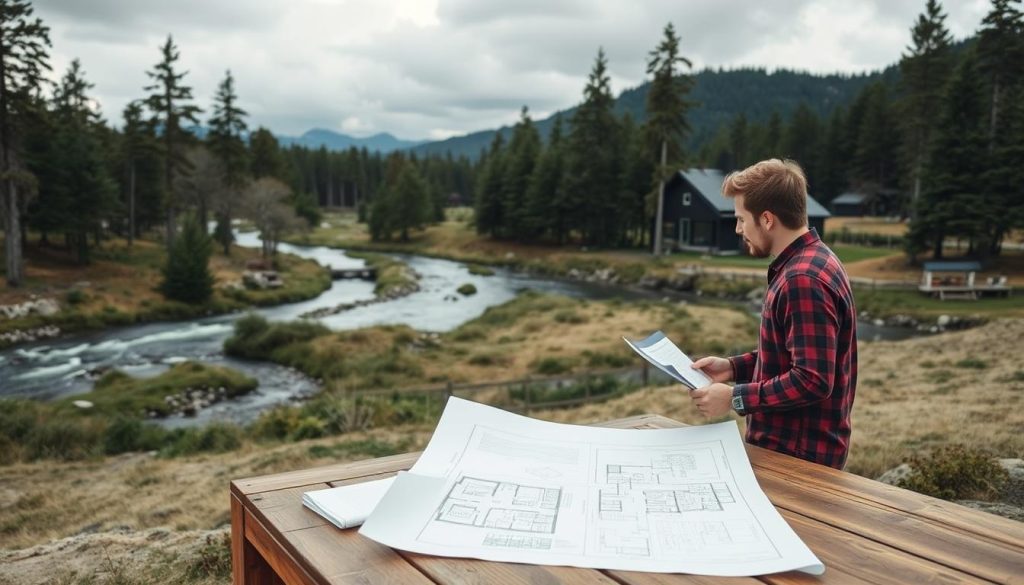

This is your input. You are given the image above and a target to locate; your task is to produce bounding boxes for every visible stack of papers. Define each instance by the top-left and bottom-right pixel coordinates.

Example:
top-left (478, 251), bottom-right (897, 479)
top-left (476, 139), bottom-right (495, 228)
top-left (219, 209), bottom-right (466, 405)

top-left (623, 330), bottom-right (713, 389)
top-left (302, 476), bottom-right (396, 529)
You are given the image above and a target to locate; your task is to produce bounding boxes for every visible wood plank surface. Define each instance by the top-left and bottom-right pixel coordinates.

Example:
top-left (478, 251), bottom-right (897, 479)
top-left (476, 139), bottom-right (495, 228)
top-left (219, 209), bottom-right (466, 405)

top-left (280, 523), bottom-right (436, 584)
top-left (234, 411), bottom-right (1024, 585)
top-left (401, 551), bottom-right (624, 585)
top-left (754, 468), bottom-right (1023, 583)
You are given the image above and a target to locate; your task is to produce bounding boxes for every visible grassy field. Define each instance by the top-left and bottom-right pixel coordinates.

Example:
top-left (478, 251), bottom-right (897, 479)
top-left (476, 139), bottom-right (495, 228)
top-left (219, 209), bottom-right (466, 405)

top-left (0, 236), bottom-right (331, 347)
top-left (2, 316), bottom-right (1022, 584)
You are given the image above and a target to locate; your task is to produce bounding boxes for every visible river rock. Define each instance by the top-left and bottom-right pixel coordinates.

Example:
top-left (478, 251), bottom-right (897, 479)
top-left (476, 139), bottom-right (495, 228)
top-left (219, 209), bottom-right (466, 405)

top-left (72, 400), bottom-right (94, 409)
top-left (937, 314), bottom-right (952, 327)
top-left (954, 500), bottom-right (1024, 522)
top-left (876, 463), bottom-right (913, 485)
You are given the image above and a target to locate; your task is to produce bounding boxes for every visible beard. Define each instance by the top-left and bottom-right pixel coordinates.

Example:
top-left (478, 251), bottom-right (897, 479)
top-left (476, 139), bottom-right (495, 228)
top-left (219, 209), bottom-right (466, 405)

top-left (744, 237), bottom-right (770, 258)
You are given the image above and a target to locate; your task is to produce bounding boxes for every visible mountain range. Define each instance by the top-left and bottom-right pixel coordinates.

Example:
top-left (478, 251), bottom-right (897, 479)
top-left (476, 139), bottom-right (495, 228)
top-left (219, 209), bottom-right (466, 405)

top-left (263, 65), bottom-right (904, 159)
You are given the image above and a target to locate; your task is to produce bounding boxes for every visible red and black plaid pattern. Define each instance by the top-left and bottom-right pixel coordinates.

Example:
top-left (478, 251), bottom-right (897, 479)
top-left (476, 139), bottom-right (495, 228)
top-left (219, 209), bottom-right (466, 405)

top-left (729, 229), bottom-right (857, 469)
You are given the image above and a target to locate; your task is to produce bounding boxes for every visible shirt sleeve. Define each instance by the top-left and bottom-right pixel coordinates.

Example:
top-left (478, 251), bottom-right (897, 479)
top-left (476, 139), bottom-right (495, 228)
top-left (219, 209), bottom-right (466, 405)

top-left (728, 351), bottom-right (758, 384)
top-left (734, 275), bottom-right (839, 413)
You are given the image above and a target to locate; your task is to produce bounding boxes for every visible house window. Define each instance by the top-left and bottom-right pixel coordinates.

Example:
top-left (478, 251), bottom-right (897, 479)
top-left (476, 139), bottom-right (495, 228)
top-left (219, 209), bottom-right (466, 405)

top-left (682, 192), bottom-right (692, 206)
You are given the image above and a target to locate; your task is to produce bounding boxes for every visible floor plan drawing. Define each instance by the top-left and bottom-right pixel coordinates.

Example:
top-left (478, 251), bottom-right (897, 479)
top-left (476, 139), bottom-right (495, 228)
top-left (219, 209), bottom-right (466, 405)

top-left (435, 476), bottom-right (562, 535)
top-left (360, 398), bottom-right (825, 576)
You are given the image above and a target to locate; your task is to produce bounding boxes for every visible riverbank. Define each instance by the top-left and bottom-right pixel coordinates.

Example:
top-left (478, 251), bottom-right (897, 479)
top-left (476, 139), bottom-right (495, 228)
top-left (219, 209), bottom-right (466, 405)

top-left (2, 317), bottom-right (1022, 584)
top-left (286, 211), bottom-right (1020, 323)
top-left (0, 238), bottom-right (331, 350)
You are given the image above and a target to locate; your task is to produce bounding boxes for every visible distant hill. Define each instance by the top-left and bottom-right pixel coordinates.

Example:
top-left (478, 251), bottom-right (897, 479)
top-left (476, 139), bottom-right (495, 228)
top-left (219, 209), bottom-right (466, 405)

top-left (276, 128), bottom-right (426, 152)
top-left (184, 126), bottom-right (425, 153)
top-left (410, 66), bottom-right (900, 160)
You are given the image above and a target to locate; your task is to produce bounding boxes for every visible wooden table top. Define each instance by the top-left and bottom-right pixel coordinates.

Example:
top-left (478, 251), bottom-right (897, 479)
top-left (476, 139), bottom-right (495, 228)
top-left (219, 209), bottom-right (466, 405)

top-left (230, 413), bottom-right (1024, 584)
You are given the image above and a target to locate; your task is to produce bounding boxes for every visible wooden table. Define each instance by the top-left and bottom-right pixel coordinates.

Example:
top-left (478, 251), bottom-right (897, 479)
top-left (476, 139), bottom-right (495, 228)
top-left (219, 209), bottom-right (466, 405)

top-left (230, 414), bottom-right (1024, 584)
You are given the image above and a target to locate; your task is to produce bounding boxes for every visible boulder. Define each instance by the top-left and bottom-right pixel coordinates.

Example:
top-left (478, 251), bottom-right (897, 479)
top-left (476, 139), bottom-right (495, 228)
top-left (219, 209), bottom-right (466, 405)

top-left (875, 463), bottom-right (913, 485)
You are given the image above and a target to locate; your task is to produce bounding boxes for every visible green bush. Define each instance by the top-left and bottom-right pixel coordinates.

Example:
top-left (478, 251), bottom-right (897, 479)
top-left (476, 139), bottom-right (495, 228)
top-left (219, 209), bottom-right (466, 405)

top-left (249, 406), bottom-right (301, 440)
top-left (65, 289), bottom-right (87, 305)
top-left (531, 356), bottom-right (575, 375)
top-left (160, 213), bottom-right (214, 304)
top-left (457, 283), bottom-right (477, 296)
top-left (160, 423), bottom-right (242, 457)
top-left (25, 416), bottom-right (105, 461)
top-left (898, 445), bottom-right (1009, 501)
top-left (104, 417), bottom-right (168, 455)
top-left (223, 315), bottom-right (330, 360)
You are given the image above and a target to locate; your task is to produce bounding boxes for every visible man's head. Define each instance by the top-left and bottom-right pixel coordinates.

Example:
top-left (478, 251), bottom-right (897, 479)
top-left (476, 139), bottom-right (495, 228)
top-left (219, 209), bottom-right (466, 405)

top-left (722, 159), bottom-right (809, 258)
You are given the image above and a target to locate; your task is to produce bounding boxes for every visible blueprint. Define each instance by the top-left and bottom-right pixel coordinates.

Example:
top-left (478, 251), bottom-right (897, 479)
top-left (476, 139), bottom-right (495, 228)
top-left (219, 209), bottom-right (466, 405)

top-left (359, 398), bottom-right (824, 576)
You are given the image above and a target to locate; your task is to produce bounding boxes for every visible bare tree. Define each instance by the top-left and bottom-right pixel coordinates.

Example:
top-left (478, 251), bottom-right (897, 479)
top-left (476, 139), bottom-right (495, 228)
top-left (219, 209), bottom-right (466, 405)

top-left (242, 177), bottom-right (303, 258)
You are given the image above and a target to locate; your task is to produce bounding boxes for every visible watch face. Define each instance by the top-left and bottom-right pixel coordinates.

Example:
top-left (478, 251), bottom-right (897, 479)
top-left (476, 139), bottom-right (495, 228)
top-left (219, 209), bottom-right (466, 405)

top-left (732, 395), bottom-right (744, 412)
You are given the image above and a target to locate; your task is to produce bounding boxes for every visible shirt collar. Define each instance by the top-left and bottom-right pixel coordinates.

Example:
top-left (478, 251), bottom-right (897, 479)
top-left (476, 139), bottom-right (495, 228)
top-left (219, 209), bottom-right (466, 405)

top-left (768, 228), bottom-right (820, 280)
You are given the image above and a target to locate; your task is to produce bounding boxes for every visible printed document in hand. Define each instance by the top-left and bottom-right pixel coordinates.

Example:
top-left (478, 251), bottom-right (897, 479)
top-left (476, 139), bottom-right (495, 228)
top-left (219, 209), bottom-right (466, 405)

top-left (360, 398), bottom-right (824, 576)
top-left (623, 330), bottom-right (712, 389)
top-left (303, 476), bottom-right (395, 529)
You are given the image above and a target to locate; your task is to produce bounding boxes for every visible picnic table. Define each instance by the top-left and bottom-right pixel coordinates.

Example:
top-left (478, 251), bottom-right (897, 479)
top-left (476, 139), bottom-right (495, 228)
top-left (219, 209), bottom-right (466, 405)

top-left (230, 413), bottom-right (1024, 584)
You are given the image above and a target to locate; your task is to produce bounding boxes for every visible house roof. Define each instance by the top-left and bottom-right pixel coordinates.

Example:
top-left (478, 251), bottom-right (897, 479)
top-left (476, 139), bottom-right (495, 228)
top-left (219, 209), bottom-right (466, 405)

top-left (923, 261), bottom-right (982, 272)
top-left (676, 168), bottom-right (831, 218)
top-left (832, 192), bottom-right (868, 205)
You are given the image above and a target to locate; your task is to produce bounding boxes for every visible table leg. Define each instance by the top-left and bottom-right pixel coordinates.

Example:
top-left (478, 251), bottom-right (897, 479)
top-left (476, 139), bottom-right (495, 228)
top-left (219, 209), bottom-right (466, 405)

top-left (232, 493), bottom-right (283, 585)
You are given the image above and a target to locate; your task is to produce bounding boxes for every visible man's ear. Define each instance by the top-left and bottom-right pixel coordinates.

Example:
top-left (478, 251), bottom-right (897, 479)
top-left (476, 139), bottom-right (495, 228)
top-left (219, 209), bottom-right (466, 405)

top-left (760, 211), bottom-right (775, 231)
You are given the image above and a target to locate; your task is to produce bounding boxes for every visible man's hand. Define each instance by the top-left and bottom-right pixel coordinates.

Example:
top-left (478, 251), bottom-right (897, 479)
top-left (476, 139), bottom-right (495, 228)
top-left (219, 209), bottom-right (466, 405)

top-left (691, 356), bottom-right (733, 383)
top-left (689, 383), bottom-right (734, 418)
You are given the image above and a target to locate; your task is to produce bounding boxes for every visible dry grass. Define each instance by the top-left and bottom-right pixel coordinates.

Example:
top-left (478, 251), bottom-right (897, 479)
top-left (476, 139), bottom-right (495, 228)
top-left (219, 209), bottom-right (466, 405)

top-left (536, 318), bottom-right (1024, 479)
top-left (306, 297), bottom-right (758, 392)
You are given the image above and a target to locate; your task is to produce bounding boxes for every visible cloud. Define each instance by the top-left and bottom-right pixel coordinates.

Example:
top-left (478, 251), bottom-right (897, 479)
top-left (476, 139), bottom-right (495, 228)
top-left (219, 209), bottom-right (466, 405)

top-left (31, 0), bottom-right (990, 141)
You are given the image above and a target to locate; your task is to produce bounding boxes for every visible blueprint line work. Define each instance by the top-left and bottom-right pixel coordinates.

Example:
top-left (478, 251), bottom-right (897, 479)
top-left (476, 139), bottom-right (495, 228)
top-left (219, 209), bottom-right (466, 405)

top-left (360, 398), bottom-right (824, 577)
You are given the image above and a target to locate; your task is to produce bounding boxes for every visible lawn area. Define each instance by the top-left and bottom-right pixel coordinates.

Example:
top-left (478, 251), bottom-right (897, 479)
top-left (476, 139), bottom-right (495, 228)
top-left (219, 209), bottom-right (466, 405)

top-left (0, 234), bottom-right (330, 345)
top-left (855, 288), bottom-right (1024, 319)
top-left (655, 243), bottom-right (899, 270)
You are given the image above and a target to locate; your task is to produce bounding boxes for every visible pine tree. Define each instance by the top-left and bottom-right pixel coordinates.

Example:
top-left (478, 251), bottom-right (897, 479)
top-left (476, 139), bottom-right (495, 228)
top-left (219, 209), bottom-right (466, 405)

top-left (524, 116), bottom-right (566, 240)
top-left (908, 52), bottom-right (987, 259)
top-left (249, 127), bottom-right (284, 179)
top-left (160, 212), bottom-right (213, 303)
top-left (501, 106), bottom-right (541, 240)
top-left (977, 0), bottom-right (1024, 149)
top-left (0, 0), bottom-right (50, 285)
top-left (120, 100), bottom-right (159, 247)
top-left (145, 35), bottom-right (202, 249)
top-left (474, 132), bottom-right (505, 236)
top-left (818, 107), bottom-right (848, 205)
top-left (645, 24), bottom-right (694, 254)
top-left (782, 103), bottom-right (822, 193)
top-left (852, 83), bottom-right (900, 197)
top-left (207, 69), bottom-right (249, 254)
top-left (563, 48), bottom-right (623, 246)
top-left (619, 113), bottom-right (655, 246)
top-left (900, 0), bottom-right (953, 213)
top-left (48, 59), bottom-right (117, 264)
top-left (727, 113), bottom-right (748, 170)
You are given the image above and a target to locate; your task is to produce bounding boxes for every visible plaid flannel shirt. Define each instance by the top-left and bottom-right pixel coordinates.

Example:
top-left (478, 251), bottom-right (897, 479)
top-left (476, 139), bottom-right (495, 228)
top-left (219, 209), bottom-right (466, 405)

top-left (729, 229), bottom-right (857, 469)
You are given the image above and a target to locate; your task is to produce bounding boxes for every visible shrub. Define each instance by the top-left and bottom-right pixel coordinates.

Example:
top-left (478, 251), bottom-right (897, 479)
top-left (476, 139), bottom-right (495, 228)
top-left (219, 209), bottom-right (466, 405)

top-left (898, 445), bottom-right (1009, 501)
top-left (532, 356), bottom-right (575, 375)
top-left (161, 423), bottom-right (242, 457)
top-left (954, 358), bottom-right (988, 370)
top-left (160, 213), bottom-right (214, 304)
top-left (291, 416), bottom-right (327, 440)
top-left (185, 533), bottom-right (233, 580)
top-left (65, 289), bottom-right (87, 305)
top-left (104, 417), bottom-right (168, 455)
top-left (457, 283), bottom-right (477, 296)
top-left (249, 406), bottom-right (301, 440)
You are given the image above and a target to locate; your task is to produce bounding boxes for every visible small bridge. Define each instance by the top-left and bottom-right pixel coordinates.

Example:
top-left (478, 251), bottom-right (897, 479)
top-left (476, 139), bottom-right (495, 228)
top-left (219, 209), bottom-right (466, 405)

top-left (329, 267), bottom-right (377, 280)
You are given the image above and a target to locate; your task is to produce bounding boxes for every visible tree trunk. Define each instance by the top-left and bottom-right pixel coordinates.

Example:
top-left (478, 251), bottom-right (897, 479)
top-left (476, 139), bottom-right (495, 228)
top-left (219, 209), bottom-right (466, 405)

top-left (128, 163), bottom-right (136, 248)
top-left (4, 179), bottom-right (23, 286)
top-left (652, 140), bottom-right (667, 256)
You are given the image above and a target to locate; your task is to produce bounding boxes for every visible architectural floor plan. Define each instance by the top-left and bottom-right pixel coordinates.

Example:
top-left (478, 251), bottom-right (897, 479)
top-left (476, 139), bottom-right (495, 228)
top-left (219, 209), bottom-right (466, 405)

top-left (360, 398), bottom-right (824, 576)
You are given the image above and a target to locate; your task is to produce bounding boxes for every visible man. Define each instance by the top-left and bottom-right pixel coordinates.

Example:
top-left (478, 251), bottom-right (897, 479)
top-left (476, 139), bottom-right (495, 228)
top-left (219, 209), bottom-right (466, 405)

top-left (689, 159), bottom-right (857, 469)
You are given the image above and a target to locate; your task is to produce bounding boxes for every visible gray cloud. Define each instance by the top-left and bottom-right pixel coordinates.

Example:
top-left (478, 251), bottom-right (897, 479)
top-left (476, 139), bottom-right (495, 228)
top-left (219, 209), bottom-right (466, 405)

top-left (31, 0), bottom-right (989, 140)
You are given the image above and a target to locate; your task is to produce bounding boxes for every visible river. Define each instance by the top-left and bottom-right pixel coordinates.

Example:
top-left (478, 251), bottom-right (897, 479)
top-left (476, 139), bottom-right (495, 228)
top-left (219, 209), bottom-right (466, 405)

top-left (0, 232), bottom-right (921, 426)
top-left (0, 232), bottom-right (649, 426)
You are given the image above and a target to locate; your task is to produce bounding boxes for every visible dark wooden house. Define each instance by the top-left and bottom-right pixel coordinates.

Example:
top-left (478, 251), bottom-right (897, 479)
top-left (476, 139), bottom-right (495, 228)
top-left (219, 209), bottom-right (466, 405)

top-left (831, 192), bottom-right (869, 217)
top-left (661, 168), bottom-right (830, 255)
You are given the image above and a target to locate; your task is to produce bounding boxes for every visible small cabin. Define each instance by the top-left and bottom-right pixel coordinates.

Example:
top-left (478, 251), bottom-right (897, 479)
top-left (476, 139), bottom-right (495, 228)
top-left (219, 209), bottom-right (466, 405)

top-left (661, 168), bottom-right (830, 255)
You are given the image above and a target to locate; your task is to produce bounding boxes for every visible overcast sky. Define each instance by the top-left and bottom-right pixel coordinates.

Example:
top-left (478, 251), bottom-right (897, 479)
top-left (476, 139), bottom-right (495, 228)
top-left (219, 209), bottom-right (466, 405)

top-left (35, 0), bottom-right (991, 141)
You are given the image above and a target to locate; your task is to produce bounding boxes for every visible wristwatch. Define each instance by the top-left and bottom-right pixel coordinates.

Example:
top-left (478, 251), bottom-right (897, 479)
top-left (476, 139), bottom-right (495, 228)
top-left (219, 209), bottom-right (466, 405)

top-left (731, 390), bottom-right (747, 416)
